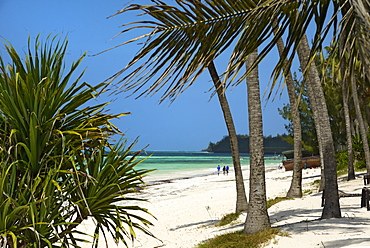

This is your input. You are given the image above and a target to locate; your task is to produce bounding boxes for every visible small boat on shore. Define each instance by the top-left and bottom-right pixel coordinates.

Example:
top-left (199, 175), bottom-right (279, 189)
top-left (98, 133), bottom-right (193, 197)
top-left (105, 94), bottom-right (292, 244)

top-left (282, 150), bottom-right (320, 171)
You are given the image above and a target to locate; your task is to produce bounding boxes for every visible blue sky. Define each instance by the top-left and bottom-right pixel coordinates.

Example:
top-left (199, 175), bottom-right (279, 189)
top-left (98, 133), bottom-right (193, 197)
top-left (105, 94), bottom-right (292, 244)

top-left (0, 0), bottom-right (290, 151)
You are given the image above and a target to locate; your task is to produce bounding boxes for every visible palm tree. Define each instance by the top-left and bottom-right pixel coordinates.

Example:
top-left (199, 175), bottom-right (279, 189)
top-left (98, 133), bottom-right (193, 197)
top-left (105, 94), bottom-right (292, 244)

top-left (274, 32), bottom-right (303, 198)
top-left (106, 0), bottom-right (370, 222)
top-left (349, 65), bottom-right (370, 173)
top-left (321, 43), bottom-right (355, 180)
top-left (0, 36), bottom-right (154, 247)
top-left (244, 49), bottom-right (270, 234)
top-left (342, 74), bottom-right (355, 180)
top-left (200, 0), bottom-right (248, 211)
top-left (208, 62), bottom-right (248, 212)
top-left (107, 1), bottom-right (251, 213)
top-left (338, 1), bottom-right (370, 173)
top-left (296, 34), bottom-right (341, 218)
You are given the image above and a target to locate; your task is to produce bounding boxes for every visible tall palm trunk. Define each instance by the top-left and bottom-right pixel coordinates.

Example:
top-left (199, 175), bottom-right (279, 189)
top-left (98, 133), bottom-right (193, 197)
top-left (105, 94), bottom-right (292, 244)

top-left (208, 62), bottom-right (248, 212)
top-left (244, 49), bottom-right (270, 234)
top-left (298, 35), bottom-right (341, 219)
top-left (342, 76), bottom-right (355, 180)
top-left (339, 0), bottom-right (370, 174)
top-left (350, 69), bottom-right (370, 174)
top-left (306, 76), bottom-right (326, 192)
top-left (339, 34), bottom-right (355, 180)
top-left (200, 1), bottom-right (247, 212)
top-left (275, 34), bottom-right (303, 198)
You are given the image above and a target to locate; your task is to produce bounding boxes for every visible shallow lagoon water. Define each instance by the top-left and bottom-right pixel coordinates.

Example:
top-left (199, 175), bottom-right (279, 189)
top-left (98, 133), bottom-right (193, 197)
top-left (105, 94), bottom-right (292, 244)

top-left (135, 151), bottom-right (283, 182)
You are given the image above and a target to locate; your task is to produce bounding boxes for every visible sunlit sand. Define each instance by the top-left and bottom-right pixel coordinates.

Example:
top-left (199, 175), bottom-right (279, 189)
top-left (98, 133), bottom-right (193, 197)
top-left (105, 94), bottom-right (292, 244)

top-left (77, 167), bottom-right (370, 248)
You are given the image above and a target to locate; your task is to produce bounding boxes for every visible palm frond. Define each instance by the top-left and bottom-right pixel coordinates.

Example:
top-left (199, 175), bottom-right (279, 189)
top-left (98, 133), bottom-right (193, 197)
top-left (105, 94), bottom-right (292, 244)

top-left (107, 0), bottom-right (287, 101)
top-left (336, 0), bottom-right (370, 86)
top-left (106, 0), bottom-right (344, 101)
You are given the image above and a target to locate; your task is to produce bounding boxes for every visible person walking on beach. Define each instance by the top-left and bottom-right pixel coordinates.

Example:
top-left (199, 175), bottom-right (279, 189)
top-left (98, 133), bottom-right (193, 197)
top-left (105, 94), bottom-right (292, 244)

top-left (225, 165), bottom-right (229, 175)
top-left (217, 165), bottom-right (221, 175)
top-left (222, 166), bottom-right (226, 175)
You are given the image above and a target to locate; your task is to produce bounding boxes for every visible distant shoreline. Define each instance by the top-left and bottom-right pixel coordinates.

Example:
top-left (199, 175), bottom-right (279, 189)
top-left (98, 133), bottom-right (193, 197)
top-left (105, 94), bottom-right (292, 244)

top-left (143, 165), bottom-right (281, 187)
top-left (201, 151), bottom-right (286, 155)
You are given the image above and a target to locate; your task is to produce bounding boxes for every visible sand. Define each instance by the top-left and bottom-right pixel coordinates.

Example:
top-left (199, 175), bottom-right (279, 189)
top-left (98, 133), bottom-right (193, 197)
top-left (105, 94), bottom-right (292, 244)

top-left (77, 167), bottom-right (370, 248)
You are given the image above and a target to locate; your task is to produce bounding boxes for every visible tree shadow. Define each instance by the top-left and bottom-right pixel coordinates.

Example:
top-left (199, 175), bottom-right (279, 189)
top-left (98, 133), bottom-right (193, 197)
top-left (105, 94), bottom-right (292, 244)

top-left (169, 219), bottom-right (218, 231)
top-left (322, 237), bottom-right (370, 247)
top-left (269, 205), bottom-right (370, 248)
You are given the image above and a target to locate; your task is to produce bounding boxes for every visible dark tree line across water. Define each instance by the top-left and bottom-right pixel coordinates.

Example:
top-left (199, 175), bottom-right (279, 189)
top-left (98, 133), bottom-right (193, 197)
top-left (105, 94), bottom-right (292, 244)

top-left (205, 134), bottom-right (293, 154)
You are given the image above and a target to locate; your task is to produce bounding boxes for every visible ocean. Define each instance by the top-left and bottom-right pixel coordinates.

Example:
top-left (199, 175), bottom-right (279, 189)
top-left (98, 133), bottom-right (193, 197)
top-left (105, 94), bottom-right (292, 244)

top-left (135, 151), bottom-right (283, 182)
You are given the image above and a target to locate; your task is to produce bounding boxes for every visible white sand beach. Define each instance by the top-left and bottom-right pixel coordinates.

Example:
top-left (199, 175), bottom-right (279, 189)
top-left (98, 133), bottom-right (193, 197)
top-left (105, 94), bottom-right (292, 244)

top-left (77, 167), bottom-right (370, 248)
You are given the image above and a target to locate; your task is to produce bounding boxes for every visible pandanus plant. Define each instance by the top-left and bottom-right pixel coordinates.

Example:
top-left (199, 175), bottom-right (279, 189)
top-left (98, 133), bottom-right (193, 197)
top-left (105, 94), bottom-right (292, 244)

top-left (0, 35), bottom-right (155, 247)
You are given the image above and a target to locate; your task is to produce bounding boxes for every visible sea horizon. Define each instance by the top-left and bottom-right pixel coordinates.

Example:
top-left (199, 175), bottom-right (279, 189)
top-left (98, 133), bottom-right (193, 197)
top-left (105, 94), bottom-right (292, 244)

top-left (135, 150), bottom-right (283, 183)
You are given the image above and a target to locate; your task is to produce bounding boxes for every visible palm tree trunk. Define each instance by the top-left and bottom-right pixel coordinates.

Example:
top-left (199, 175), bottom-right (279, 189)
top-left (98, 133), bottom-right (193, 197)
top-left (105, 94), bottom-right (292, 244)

top-left (244, 49), bottom-right (270, 234)
top-left (339, 33), bottom-right (355, 180)
top-left (208, 62), bottom-right (248, 212)
top-left (275, 34), bottom-right (303, 198)
top-left (306, 77), bottom-right (326, 192)
top-left (339, 1), bottom-right (370, 174)
top-left (350, 69), bottom-right (370, 174)
top-left (297, 35), bottom-right (341, 219)
top-left (342, 77), bottom-right (355, 180)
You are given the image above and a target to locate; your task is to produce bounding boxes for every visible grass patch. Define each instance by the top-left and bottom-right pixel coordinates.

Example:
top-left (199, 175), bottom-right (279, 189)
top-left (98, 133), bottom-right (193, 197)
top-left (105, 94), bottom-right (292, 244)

top-left (267, 197), bottom-right (292, 209)
top-left (216, 212), bottom-right (241, 227)
top-left (197, 228), bottom-right (284, 248)
top-left (336, 169), bottom-right (348, 177)
top-left (201, 198), bottom-right (291, 247)
top-left (215, 197), bottom-right (291, 227)
top-left (303, 189), bottom-right (312, 195)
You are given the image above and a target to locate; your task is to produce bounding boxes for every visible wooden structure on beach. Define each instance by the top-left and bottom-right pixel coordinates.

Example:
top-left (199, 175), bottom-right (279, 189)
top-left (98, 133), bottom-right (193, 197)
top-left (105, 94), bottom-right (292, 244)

top-left (281, 150), bottom-right (320, 171)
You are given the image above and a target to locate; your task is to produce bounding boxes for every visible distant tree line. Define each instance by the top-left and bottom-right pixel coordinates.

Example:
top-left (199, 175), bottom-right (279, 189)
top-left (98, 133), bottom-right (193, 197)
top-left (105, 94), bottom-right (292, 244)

top-left (205, 134), bottom-right (293, 154)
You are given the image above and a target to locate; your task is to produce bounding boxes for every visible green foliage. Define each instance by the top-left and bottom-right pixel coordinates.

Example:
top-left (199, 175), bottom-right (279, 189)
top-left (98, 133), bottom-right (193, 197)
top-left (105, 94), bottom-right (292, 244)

top-left (337, 133), bottom-right (370, 171)
top-left (206, 134), bottom-right (292, 154)
top-left (216, 212), bottom-right (241, 227)
top-left (352, 134), bottom-right (367, 170)
top-left (197, 228), bottom-right (283, 248)
top-left (0, 35), bottom-right (154, 247)
top-left (335, 150), bottom-right (348, 172)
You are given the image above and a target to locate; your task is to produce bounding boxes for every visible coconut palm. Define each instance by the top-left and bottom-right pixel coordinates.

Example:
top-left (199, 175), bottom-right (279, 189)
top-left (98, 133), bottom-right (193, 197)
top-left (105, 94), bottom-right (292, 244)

top-left (208, 62), bottom-right (248, 212)
top-left (337, 1), bottom-right (370, 173)
top-left (296, 34), bottom-right (341, 218)
top-left (342, 78), bottom-right (355, 180)
top-left (274, 31), bottom-right (303, 198)
top-left (106, 0), bottom-right (285, 233)
top-left (244, 49), bottom-right (270, 234)
top-left (0, 36), bottom-right (154, 247)
top-left (317, 44), bottom-right (356, 180)
top-left (107, 0), bottom-right (370, 222)
top-left (107, 1), bottom-right (251, 212)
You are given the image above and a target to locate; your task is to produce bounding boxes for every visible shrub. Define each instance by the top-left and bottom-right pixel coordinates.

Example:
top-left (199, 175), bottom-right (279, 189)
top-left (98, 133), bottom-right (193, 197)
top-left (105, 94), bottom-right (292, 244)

top-left (0, 35), bottom-right (154, 247)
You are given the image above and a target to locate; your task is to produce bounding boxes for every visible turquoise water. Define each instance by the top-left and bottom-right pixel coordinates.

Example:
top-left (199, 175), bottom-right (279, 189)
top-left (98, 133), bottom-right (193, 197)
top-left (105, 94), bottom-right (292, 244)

top-left (135, 151), bottom-right (283, 180)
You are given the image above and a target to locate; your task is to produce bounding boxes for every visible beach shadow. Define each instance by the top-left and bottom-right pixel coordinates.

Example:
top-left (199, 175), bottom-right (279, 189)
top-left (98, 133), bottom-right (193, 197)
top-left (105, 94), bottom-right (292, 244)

top-left (269, 217), bottom-right (370, 248)
top-left (169, 219), bottom-right (218, 231)
top-left (269, 206), bottom-right (322, 226)
top-left (339, 172), bottom-right (368, 182)
top-left (273, 214), bottom-right (370, 235)
top-left (322, 237), bottom-right (370, 248)
top-left (302, 173), bottom-right (322, 180)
